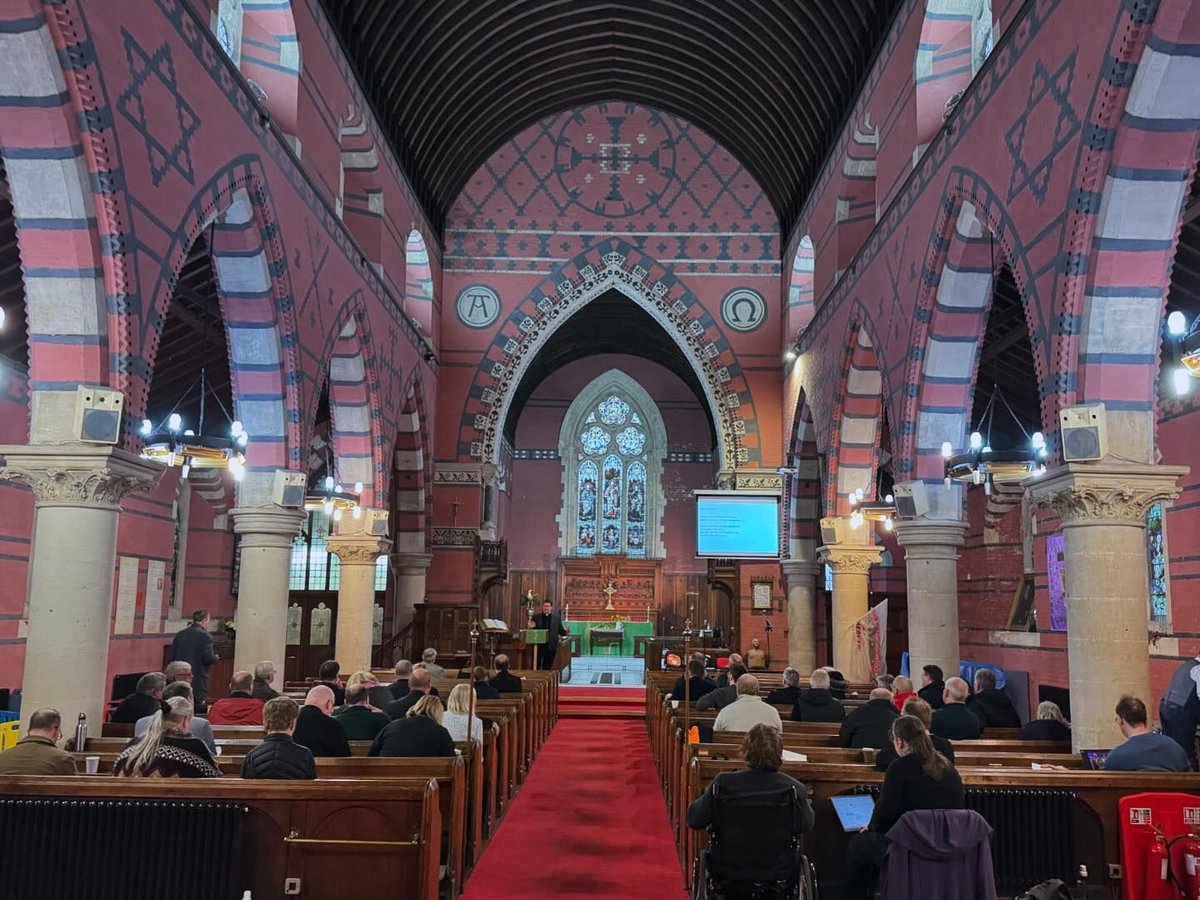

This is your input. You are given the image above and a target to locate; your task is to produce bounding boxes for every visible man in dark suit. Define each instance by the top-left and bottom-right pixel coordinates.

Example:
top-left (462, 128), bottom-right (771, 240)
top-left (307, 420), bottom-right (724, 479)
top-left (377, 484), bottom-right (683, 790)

top-left (765, 668), bottom-right (802, 706)
top-left (292, 685), bottom-right (351, 757)
top-left (917, 664), bottom-right (946, 710)
top-left (528, 598), bottom-right (568, 670)
top-left (389, 660), bottom-right (413, 700)
top-left (110, 672), bottom-right (169, 723)
top-left (696, 663), bottom-right (748, 711)
top-left (931, 677), bottom-right (983, 740)
top-left (489, 654), bottom-right (523, 693)
top-left (472, 666), bottom-right (501, 700)
top-left (966, 668), bottom-right (1021, 728)
top-left (385, 668), bottom-right (433, 719)
top-left (840, 688), bottom-right (899, 749)
top-left (169, 610), bottom-right (218, 704)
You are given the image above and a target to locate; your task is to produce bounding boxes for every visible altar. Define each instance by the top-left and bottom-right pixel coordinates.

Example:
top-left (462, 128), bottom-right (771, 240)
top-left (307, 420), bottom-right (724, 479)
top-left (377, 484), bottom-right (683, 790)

top-left (565, 619), bottom-right (655, 657)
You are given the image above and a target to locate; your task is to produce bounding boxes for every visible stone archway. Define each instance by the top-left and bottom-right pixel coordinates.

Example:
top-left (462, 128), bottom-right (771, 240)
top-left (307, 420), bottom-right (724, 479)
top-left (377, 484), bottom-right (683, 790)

top-left (458, 241), bottom-right (759, 470)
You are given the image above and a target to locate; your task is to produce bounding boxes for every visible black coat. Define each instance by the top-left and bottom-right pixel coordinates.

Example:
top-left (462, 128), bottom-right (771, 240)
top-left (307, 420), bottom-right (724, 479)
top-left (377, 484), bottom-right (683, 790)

top-left (967, 689), bottom-right (1021, 729)
top-left (874, 734), bottom-right (956, 771)
top-left (931, 703), bottom-right (983, 741)
top-left (318, 680), bottom-right (346, 707)
top-left (918, 680), bottom-right (946, 710)
top-left (241, 733), bottom-right (316, 780)
top-left (670, 676), bottom-right (718, 702)
top-left (489, 670), bottom-right (523, 694)
top-left (791, 688), bottom-right (846, 723)
top-left (369, 715), bottom-right (456, 758)
top-left (765, 685), bottom-right (801, 706)
top-left (870, 752), bottom-right (964, 835)
top-left (169, 623), bottom-right (217, 701)
top-left (110, 693), bottom-right (168, 724)
top-left (840, 698), bottom-right (900, 749)
top-left (251, 679), bottom-right (280, 702)
top-left (473, 682), bottom-right (501, 700)
top-left (389, 679), bottom-right (409, 701)
top-left (385, 690), bottom-right (426, 720)
top-left (686, 766), bottom-right (815, 834)
top-left (530, 611), bottom-right (568, 652)
top-left (292, 705), bottom-right (351, 758)
top-left (1019, 719), bottom-right (1072, 742)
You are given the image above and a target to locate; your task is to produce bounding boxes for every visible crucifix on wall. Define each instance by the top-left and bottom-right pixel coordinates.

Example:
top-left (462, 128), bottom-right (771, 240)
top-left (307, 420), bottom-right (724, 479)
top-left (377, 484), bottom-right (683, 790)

top-left (603, 579), bottom-right (617, 611)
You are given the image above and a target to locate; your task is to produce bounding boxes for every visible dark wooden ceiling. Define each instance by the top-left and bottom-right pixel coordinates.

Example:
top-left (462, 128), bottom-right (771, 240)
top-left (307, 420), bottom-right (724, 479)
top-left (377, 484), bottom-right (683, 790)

top-left (319, 0), bottom-right (901, 234)
top-left (970, 265), bottom-right (1040, 449)
top-left (504, 288), bottom-right (716, 446)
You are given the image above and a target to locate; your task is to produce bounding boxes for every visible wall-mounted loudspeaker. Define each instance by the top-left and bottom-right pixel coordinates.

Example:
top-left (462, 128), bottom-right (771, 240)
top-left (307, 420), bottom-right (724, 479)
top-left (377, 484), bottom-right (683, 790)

top-left (272, 470), bottom-right (307, 508)
top-left (893, 481), bottom-right (929, 519)
top-left (820, 516), bottom-right (846, 546)
top-left (1059, 403), bottom-right (1107, 462)
top-left (73, 386), bottom-right (124, 444)
top-left (365, 508), bottom-right (390, 537)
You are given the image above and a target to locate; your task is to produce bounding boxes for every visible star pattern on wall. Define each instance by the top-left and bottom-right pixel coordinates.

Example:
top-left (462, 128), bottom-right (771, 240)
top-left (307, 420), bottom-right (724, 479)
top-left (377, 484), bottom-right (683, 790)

top-left (116, 29), bottom-right (199, 187)
top-left (1004, 54), bottom-right (1080, 205)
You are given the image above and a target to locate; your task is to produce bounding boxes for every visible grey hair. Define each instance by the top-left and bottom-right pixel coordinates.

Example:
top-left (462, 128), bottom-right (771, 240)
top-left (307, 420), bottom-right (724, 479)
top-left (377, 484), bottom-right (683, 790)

top-left (136, 672), bottom-right (167, 696)
top-left (395, 660), bottom-right (413, 677)
top-left (163, 661), bottom-right (192, 681)
top-left (809, 669), bottom-right (830, 689)
top-left (944, 676), bottom-right (970, 702)
top-left (253, 660), bottom-right (276, 681)
top-left (422, 648), bottom-right (438, 662)
top-left (126, 699), bottom-right (192, 774)
top-left (1036, 701), bottom-right (1066, 723)
top-left (782, 667), bottom-right (800, 687)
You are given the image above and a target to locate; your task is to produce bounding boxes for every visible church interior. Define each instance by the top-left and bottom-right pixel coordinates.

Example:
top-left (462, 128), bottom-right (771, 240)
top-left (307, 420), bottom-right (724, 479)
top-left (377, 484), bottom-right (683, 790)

top-left (0, 0), bottom-right (1199, 897)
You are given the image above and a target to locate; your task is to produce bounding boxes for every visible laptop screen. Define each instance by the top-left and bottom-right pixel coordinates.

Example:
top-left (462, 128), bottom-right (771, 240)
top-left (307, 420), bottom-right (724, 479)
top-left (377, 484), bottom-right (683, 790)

top-left (830, 795), bottom-right (875, 832)
top-left (1079, 749), bottom-right (1109, 770)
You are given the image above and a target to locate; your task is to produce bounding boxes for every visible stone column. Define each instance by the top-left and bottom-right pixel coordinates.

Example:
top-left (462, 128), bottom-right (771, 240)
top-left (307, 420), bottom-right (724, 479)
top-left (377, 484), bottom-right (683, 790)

top-left (1026, 463), bottom-right (1187, 751)
top-left (816, 542), bottom-right (883, 683)
top-left (231, 506), bottom-right (305, 674)
top-left (894, 520), bottom-right (967, 684)
top-left (780, 560), bottom-right (820, 673)
top-left (393, 552), bottom-right (433, 630)
top-left (328, 525), bottom-right (391, 673)
top-left (0, 446), bottom-right (160, 727)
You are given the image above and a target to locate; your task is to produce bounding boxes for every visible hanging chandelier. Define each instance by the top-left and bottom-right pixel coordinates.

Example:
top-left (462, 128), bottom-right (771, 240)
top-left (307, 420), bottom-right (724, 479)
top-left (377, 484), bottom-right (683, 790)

top-left (303, 440), bottom-right (363, 522)
top-left (941, 385), bottom-right (1046, 495)
top-left (139, 367), bottom-right (246, 480)
top-left (848, 488), bottom-right (897, 531)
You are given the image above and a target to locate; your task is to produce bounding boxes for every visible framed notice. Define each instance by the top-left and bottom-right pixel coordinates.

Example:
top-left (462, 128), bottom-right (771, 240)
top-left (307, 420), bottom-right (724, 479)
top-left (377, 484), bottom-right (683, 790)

top-left (751, 581), bottom-right (772, 610)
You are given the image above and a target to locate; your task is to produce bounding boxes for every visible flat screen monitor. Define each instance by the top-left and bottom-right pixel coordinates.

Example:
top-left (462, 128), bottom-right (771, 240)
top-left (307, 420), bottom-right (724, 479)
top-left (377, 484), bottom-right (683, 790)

top-left (694, 491), bottom-right (781, 559)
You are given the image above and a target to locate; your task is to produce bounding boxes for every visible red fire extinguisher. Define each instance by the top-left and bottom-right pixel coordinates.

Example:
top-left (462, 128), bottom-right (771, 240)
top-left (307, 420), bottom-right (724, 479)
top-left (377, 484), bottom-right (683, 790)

top-left (1179, 828), bottom-right (1200, 900)
top-left (1146, 825), bottom-right (1177, 900)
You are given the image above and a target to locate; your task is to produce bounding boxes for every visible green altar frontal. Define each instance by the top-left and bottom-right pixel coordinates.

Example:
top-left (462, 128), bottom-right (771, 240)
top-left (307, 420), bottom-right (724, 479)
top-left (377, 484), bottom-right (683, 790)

top-left (565, 620), bottom-right (654, 656)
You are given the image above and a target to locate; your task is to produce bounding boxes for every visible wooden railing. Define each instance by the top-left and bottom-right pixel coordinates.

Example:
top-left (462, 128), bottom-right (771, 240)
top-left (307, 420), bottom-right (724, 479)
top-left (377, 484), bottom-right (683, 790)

top-left (373, 618), bottom-right (416, 667)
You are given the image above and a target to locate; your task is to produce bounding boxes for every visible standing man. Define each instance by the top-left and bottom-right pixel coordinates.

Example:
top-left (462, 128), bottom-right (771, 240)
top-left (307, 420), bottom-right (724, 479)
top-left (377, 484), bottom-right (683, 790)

top-left (528, 598), bottom-right (568, 670)
top-left (1160, 654), bottom-right (1200, 770)
top-left (170, 609), bottom-right (218, 705)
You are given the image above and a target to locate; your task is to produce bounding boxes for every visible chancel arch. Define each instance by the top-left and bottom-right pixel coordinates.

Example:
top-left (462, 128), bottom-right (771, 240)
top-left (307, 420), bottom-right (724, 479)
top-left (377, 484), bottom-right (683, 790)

top-left (827, 321), bottom-right (885, 516)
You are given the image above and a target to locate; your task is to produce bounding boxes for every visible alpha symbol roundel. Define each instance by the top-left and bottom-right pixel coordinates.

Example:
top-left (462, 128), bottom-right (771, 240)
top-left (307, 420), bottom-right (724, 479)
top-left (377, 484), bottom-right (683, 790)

top-left (455, 284), bottom-right (501, 328)
top-left (721, 289), bottom-right (767, 332)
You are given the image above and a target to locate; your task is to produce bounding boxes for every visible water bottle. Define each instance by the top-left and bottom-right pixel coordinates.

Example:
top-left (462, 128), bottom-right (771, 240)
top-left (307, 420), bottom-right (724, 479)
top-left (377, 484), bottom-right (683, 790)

top-left (74, 712), bottom-right (87, 751)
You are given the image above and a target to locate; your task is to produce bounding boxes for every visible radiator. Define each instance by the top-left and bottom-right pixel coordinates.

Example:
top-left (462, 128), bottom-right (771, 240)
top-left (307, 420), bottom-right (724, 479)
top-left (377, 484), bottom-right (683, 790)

top-left (0, 798), bottom-right (245, 900)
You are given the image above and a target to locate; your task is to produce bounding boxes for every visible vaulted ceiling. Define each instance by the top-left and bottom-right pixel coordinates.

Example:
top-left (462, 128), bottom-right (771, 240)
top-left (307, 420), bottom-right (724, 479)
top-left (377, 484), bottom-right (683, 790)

top-left (320, 0), bottom-right (901, 235)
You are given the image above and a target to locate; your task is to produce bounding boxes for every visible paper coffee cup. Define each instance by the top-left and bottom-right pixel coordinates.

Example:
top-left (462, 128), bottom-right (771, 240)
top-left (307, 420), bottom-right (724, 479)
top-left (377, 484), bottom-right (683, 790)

top-left (85, 755), bottom-right (100, 775)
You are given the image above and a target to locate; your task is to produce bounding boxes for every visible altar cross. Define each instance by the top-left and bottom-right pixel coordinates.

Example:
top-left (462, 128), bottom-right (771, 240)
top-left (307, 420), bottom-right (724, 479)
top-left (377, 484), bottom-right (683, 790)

top-left (603, 579), bottom-right (618, 611)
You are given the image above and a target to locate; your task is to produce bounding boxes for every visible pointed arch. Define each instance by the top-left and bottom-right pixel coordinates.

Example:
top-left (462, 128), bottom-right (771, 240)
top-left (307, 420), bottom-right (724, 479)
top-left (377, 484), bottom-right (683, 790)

top-left (835, 114), bottom-right (879, 275)
top-left (392, 370), bottom-right (433, 555)
top-left (405, 229), bottom-right (434, 336)
top-left (557, 369), bottom-right (668, 558)
top-left (786, 235), bottom-right (816, 338)
top-left (239, 0), bottom-right (301, 147)
top-left (338, 104), bottom-right (383, 268)
top-left (326, 302), bottom-right (386, 508)
top-left (786, 391), bottom-right (822, 564)
top-left (458, 240), bottom-right (758, 469)
top-left (827, 319), bottom-right (885, 515)
top-left (915, 0), bottom-right (994, 153)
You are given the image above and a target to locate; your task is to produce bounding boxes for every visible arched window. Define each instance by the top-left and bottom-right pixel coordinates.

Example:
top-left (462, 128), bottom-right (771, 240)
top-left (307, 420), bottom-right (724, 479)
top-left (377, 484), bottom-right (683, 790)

top-left (559, 370), bottom-right (667, 558)
top-left (289, 508), bottom-right (388, 590)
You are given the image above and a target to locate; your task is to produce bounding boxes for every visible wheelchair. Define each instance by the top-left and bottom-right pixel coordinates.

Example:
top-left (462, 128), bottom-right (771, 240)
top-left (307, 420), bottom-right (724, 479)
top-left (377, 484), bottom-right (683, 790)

top-left (692, 780), bottom-right (819, 900)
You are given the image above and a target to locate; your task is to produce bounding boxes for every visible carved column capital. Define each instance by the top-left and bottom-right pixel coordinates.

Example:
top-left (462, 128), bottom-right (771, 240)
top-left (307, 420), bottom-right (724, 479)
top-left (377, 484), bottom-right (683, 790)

top-left (230, 506), bottom-right (305, 550)
top-left (391, 552), bottom-right (434, 575)
top-left (893, 519), bottom-right (967, 561)
top-left (817, 544), bottom-right (883, 574)
top-left (1025, 463), bottom-right (1189, 527)
top-left (328, 534), bottom-right (392, 565)
top-left (0, 445), bottom-right (162, 509)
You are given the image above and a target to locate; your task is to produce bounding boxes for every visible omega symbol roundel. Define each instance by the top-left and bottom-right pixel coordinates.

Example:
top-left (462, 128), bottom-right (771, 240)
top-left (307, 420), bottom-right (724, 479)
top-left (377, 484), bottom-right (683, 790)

top-left (455, 284), bottom-right (501, 329)
top-left (721, 289), bottom-right (767, 333)
top-left (554, 109), bottom-right (676, 217)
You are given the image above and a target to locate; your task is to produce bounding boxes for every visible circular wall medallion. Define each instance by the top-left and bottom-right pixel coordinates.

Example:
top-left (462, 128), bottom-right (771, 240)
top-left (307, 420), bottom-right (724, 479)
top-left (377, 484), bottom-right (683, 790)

top-left (721, 289), bottom-right (767, 332)
top-left (455, 284), bottom-right (501, 328)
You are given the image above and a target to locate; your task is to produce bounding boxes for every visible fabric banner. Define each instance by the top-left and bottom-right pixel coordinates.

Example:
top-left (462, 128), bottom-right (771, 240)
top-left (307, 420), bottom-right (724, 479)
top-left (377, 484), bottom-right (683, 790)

top-left (850, 598), bottom-right (888, 681)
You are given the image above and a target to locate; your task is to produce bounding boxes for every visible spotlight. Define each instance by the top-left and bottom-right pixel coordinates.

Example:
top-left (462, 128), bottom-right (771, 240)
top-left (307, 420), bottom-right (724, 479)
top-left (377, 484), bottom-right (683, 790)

top-left (1173, 366), bottom-right (1191, 396)
top-left (1167, 310), bottom-right (1188, 336)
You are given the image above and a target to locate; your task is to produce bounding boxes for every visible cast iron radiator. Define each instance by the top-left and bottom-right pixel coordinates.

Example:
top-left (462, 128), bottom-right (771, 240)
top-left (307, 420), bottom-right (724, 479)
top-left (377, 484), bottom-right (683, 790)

top-left (852, 786), bottom-right (1076, 889)
top-left (0, 798), bottom-right (245, 900)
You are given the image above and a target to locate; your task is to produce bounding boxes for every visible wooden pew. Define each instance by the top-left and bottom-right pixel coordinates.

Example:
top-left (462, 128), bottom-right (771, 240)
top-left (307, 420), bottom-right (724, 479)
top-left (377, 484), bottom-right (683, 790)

top-left (0, 775), bottom-right (443, 900)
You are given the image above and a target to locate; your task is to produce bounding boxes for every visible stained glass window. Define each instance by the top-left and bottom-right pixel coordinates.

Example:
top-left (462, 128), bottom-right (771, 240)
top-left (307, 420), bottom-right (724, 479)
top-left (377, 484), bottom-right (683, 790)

top-left (288, 508), bottom-right (383, 593)
top-left (598, 395), bottom-right (630, 425)
top-left (601, 454), bottom-right (623, 552)
top-left (577, 460), bottom-right (598, 555)
top-left (616, 426), bottom-right (646, 456)
top-left (581, 425), bottom-right (610, 455)
top-left (1147, 502), bottom-right (1169, 621)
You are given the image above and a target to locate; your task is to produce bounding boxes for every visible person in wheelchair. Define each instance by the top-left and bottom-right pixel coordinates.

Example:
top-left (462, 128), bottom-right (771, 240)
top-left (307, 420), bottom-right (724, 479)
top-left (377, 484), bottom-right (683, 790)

top-left (687, 724), bottom-right (815, 898)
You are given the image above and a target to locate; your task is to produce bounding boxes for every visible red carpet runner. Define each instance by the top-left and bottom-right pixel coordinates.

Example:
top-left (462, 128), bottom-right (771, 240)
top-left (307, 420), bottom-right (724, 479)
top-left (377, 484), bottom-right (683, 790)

top-left (460, 718), bottom-right (689, 899)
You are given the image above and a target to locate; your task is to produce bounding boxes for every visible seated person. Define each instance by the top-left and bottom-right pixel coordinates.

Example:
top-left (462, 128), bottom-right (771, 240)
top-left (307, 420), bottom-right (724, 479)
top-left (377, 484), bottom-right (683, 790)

top-left (931, 677), bottom-right (982, 740)
top-left (669, 656), bottom-right (718, 702)
top-left (370, 695), bottom-right (456, 758)
top-left (1020, 701), bottom-right (1072, 742)
top-left (292, 685), bottom-right (351, 758)
top-left (443, 684), bottom-right (499, 744)
top-left (389, 660), bottom-right (413, 700)
top-left (113, 701), bottom-right (220, 778)
top-left (421, 647), bottom-right (447, 678)
top-left (207, 671), bottom-right (265, 725)
top-left (334, 683), bottom-right (391, 741)
top-left (966, 668), bottom-right (1021, 728)
top-left (385, 668), bottom-right (434, 719)
top-left (317, 660), bottom-right (346, 707)
top-left (242, 697), bottom-right (316, 780)
top-left (339, 670), bottom-right (392, 712)
top-left (715, 654), bottom-right (744, 688)
top-left (714, 675), bottom-right (783, 733)
top-left (765, 668), bottom-right (803, 706)
top-left (890, 675), bottom-right (916, 712)
top-left (1103, 694), bottom-right (1191, 772)
top-left (874, 697), bottom-right (955, 770)
top-left (840, 687), bottom-right (899, 749)
top-left (791, 669), bottom-right (846, 723)
top-left (251, 660), bottom-right (280, 702)
top-left (843, 715), bottom-right (965, 900)
top-left (697, 663), bottom-right (749, 712)
top-left (110, 671), bottom-right (168, 723)
top-left (472, 666), bottom-right (501, 700)
top-left (489, 654), bottom-right (523, 694)
top-left (823, 666), bottom-right (849, 700)
top-left (876, 675), bottom-right (895, 690)
top-left (917, 664), bottom-right (946, 710)
top-left (746, 638), bottom-right (768, 671)
top-left (135, 681), bottom-right (216, 753)
top-left (687, 723), bottom-right (815, 830)
top-left (0, 708), bottom-right (76, 775)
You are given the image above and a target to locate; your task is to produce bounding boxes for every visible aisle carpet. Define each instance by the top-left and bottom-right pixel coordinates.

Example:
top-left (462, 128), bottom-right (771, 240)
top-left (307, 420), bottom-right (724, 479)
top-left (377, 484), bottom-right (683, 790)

top-left (460, 718), bottom-right (688, 899)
